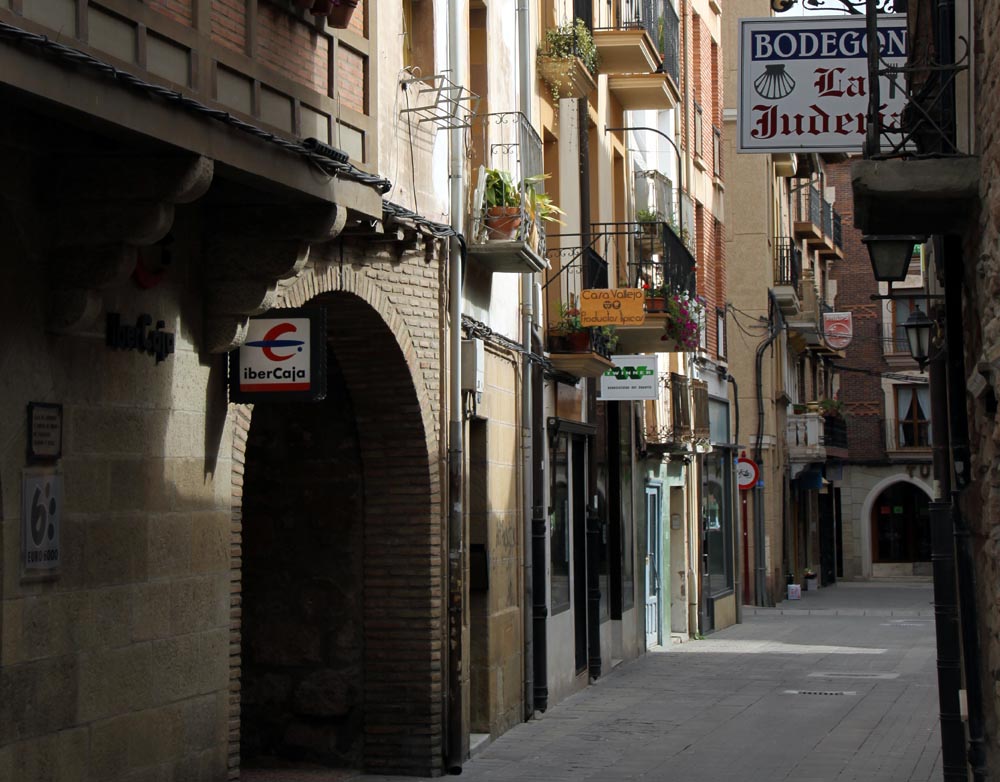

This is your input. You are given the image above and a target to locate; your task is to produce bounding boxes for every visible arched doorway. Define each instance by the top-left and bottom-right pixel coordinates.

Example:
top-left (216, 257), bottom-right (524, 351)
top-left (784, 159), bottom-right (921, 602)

top-left (869, 481), bottom-right (932, 577)
top-left (234, 290), bottom-right (443, 777)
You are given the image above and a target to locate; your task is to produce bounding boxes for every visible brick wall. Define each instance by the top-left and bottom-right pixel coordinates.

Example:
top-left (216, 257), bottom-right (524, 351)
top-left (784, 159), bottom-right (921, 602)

top-left (149, 0), bottom-right (193, 26)
top-left (965, 0), bottom-right (1000, 768)
top-left (229, 236), bottom-right (447, 778)
top-left (826, 161), bottom-right (887, 461)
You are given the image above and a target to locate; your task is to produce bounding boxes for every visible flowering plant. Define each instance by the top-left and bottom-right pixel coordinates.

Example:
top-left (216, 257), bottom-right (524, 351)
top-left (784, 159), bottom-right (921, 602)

top-left (553, 300), bottom-right (585, 333)
top-left (660, 291), bottom-right (705, 351)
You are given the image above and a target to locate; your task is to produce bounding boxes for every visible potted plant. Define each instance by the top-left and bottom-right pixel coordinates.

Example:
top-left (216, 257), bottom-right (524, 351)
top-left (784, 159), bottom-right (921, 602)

top-left (537, 19), bottom-right (599, 102)
top-left (817, 398), bottom-right (845, 418)
top-left (550, 300), bottom-right (591, 352)
top-left (661, 291), bottom-right (704, 351)
top-left (803, 567), bottom-right (818, 590)
top-left (296, 0), bottom-right (358, 28)
top-left (523, 174), bottom-right (565, 251)
top-left (483, 168), bottom-right (521, 240)
top-left (642, 282), bottom-right (667, 312)
top-left (792, 402), bottom-right (807, 414)
top-left (596, 326), bottom-right (619, 354)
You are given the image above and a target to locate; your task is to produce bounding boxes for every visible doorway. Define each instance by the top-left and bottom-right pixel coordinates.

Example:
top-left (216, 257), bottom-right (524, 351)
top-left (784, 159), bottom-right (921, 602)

top-left (870, 481), bottom-right (932, 575)
top-left (645, 485), bottom-right (662, 648)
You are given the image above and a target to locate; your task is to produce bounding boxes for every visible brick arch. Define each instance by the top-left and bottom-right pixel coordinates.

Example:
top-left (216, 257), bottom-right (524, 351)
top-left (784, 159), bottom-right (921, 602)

top-left (230, 264), bottom-right (444, 777)
top-left (858, 475), bottom-right (933, 578)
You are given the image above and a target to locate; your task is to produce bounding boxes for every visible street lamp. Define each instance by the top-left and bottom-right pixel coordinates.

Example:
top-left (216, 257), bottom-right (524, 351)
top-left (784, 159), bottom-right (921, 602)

top-left (862, 235), bottom-right (926, 282)
top-left (903, 306), bottom-right (934, 369)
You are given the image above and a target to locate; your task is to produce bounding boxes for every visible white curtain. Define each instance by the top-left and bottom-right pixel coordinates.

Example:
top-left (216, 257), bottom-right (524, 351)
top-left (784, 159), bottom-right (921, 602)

top-left (916, 385), bottom-right (931, 444)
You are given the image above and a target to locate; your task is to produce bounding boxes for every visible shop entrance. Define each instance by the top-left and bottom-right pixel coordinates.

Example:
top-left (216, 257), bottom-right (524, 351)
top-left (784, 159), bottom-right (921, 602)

top-left (870, 481), bottom-right (932, 576)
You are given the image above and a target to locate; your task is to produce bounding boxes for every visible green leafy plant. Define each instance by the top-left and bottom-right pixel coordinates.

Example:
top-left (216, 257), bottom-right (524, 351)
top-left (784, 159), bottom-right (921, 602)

top-left (484, 168), bottom-right (519, 209)
top-left (596, 326), bottom-right (620, 352)
top-left (522, 174), bottom-right (566, 225)
top-left (817, 398), bottom-right (845, 418)
top-left (636, 208), bottom-right (661, 223)
top-left (537, 19), bottom-right (598, 102)
top-left (553, 300), bottom-right (585, 333)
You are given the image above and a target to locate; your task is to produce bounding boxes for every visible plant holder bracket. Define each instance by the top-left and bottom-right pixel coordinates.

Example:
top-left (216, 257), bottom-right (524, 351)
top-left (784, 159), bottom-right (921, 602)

top-left (399, 73), bottom-right (480, 130)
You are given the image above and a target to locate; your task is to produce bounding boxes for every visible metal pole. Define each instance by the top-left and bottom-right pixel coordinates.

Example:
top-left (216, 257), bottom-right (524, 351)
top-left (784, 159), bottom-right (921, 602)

top-left (926, 301), bottom-right (967, 782)
top-left (864, 0), bottom-right (881, 157)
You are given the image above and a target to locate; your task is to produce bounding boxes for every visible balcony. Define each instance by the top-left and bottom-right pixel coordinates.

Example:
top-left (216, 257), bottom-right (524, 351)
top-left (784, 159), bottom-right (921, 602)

top-left (591, 0), bottom-right (663, 74)
top-left (467, 112), bottom-right (548, 274)
top-left (787, 411), bottom-right (848, 463)
top-left (792, 184), bottom-right (824, 245)
top-left (642, 371), bottom-right (694, 453)
top-left (547, 325), bottom-right (616, 379)
top-left (589, 218), bottom-right (698, 353)
top-left (537, 20), bottom-right (598, 101)
top-left (772, 239), bottom-right (801, 317)
top-left (816, 203), bottom-right (845, 260)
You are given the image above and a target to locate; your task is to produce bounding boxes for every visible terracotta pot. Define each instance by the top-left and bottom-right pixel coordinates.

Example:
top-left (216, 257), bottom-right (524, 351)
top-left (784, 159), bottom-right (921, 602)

top-left (565, 330), bottom-right (591, 352)
top-left (645, 296), bottom-right (666, 312)
top-left (485, 206), bottom-right (522, 241)
top-left (327, 0), bottom-right (358, 28)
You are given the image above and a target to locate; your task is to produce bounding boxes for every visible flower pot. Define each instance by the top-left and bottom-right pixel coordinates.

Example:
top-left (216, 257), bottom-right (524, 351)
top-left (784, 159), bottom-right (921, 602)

top-left (485, 206), bottom-right (522, 241)
top-left (550, 331), bottom-right (590, 352)
top-left (645, 296), bottom-right (666, 312)
top-left (804, 574), bottom-right (817, 590)
top-left (327, 0), bottom-right (359, 28)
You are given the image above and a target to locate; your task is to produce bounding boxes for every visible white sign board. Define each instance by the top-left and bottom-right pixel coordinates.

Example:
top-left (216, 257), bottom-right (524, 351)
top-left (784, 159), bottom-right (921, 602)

top-left (22, 468), bottom-right (61, 572)
top-left (738, 15), bottom-right (907, 153)
top-left (823, 312), bottom-right (854, 350)
top-left (238, 316), bottom-right (314, 393)
top-left (598, 355), bottom-right (660, 401)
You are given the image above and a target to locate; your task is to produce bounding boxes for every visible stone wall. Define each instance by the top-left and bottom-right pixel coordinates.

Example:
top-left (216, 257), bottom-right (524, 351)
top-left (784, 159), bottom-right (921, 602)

top-left (964, 0), bottom-right (1000, 768)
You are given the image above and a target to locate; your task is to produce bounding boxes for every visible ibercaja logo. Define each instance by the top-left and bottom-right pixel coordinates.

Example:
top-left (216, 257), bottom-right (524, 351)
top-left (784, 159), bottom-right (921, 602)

top-left (229, 309), bottom-right (327, 403)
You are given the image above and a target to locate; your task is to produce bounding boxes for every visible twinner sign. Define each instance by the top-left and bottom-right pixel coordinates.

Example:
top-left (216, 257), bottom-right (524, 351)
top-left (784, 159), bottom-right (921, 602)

top-left (598, 355), bottom-right (660, 401)
top-left (229, 309), bottom-right (327, 402)
top-left (738, 15), bottom-right (907, 154)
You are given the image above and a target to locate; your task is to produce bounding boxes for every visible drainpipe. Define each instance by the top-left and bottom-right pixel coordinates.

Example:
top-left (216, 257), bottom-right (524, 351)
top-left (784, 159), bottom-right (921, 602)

top-left (753, 293), bottom-right (781, 605)
top-left (926, 295), bottom-right (966, 782)
top-left (446, 0), bottom-right (464, 773)
top-left (727, 372), bottom-right (742, 624)
top-left (517, 0), bottom-right (537, 720)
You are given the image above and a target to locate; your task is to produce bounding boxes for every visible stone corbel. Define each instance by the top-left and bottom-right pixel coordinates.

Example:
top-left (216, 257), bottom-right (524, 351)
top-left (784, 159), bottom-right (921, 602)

top-left (44, 154), bottom-right (214, 333)
top-left (203, 203), bottom-right (347, 353)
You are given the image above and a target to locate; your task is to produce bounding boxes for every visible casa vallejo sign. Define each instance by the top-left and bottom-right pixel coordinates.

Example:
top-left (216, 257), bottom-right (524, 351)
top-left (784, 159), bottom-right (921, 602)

top-left (738, 15), bottom-right (907, 154)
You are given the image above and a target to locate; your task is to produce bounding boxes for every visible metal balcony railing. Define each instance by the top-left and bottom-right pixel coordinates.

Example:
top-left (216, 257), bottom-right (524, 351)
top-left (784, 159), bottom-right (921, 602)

top-left (642, 370), bottom-right (692, 448)
top-left (884, 418), bottom-right (932, 450)
top-left (590, 220), bottom-right (697, 299)
top-left (469, 111), bottom-right (545, 248)
top-left (774, 239), bottom-right (801, 291)
top-left (544, 245), bottom-right (610, 322)
top-left (657, 2), bottom-right (680, 86)
top-left (832, 211), bottom-right (843, 250)
top-left (823, 416), bottom-right (848, 450)
top-left (822, 198), bottom-right (833, 239)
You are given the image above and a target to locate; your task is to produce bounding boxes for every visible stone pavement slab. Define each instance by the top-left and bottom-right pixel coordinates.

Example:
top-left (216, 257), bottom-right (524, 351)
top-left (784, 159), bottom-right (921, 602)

top-left (262, 582), bottom-right (943, 782)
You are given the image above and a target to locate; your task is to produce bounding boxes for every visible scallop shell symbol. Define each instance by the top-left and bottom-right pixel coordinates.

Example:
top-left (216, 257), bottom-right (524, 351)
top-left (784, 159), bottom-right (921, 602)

top-left (753, 64), bottom-right (795, 100)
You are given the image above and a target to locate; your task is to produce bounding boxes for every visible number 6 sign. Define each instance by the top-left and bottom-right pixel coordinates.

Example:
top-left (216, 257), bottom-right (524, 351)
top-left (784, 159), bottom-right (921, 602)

top-left (22, 468), bottom-right (61, 572)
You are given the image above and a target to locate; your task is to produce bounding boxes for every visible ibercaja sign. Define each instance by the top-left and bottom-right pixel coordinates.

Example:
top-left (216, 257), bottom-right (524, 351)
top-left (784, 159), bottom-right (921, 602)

top-left (738, 15), bottom-right (907, 153)
top-left (229, 308), bottom-right (327, 402)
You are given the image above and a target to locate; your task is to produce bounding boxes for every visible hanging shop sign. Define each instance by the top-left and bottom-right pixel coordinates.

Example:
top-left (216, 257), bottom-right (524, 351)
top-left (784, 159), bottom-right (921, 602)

top-left (22, 467), bottom-right (61, 573)
top-left (738, 15), bottom-right (907, 153)
top-left (106, 313), bottom-right (176, 363)
top-left (598, 355), bottom-right (659, 401)
top-left (229, 308), bottom-right (327, 402)
top-left (27, 402), bottom-right (62, 462)
top-left (579, 288), bottom-right (646, 327)
top-left (736, 456), bottom-right (760, 491)
top-left (822, 312), bottom-right (854, 350)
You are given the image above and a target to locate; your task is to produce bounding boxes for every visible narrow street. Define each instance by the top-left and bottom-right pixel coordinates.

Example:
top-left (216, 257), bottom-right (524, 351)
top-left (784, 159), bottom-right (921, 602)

top-left (359, 581), bottom-right (940, 782)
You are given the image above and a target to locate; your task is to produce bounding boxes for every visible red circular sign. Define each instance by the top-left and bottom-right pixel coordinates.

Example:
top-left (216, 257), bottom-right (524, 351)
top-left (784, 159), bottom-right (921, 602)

top-left (736, 457), bottom-right (760, 491)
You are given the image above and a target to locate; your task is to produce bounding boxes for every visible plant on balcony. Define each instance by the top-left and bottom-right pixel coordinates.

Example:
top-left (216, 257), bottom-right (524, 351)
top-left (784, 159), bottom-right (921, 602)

top-left (522, 173), bottom-right (565, 252)
top-left (537, 19), bottom-right (598, 102)
top-left (483, 168), bottom-right (521, 240)
top-left (641, 281), bottom-right (667, 312)
top-left (550, 299), bottom-right (592, 352)
top-left (596, 326), bottom-right (620, 353)
top-left (637, 208), bottom-right (661, 223)
top-left (660, 291), bottom-right (704, 351)
top-left (817, 398), bottom-right (845, 419)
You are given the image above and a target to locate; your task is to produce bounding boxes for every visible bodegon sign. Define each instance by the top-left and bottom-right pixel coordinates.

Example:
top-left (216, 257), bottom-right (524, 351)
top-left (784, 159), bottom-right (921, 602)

top-left (738, 15), bottom-right (907, 153)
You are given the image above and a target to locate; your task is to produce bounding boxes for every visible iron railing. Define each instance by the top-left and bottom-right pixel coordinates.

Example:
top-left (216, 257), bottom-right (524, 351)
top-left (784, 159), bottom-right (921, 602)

top-left (657, 2), bottom-right (680, 86)
top-left (791, 183), bottom-right (822, 230)
top-left (469, 112), bottom-right (545, 249)
top-left (832, 211), bottom-right (843, 250)
top-left (774, 239), bottom-right (801, 291)
top-left (590, 220), bottom-right (696, 299)
top-left (822, 198), bottom-right (833, 239)
top-left (823, 415), bottom-right (848, 450)
top-left (593, 1), bottom-right (680, 84)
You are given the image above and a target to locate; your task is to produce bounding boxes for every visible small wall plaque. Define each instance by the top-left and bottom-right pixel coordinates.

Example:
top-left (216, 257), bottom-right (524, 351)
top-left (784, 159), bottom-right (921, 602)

top-left (27, 403), bottom-right (62, 462)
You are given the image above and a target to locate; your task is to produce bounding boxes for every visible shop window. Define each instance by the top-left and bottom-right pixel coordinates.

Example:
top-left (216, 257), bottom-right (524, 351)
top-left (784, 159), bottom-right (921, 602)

top-left (550, 433), bottom-right (571, 614)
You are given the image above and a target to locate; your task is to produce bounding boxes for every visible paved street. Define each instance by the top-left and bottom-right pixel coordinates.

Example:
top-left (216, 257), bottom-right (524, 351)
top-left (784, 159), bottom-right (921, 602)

top-left (360, 580), bottom-right (942, 782)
